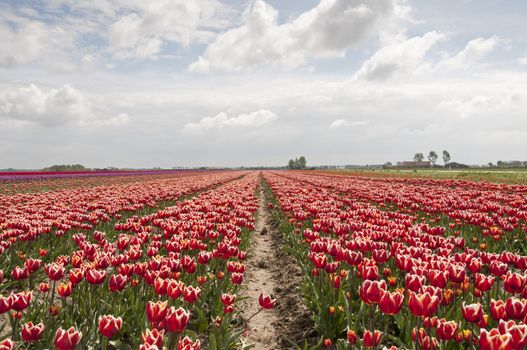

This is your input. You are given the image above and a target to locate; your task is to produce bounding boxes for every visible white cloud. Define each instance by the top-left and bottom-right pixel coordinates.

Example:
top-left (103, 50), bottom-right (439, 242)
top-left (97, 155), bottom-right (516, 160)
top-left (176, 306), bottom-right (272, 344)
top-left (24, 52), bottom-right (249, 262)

top-left (0, 84), bottom-right (128, 127)
top-left (0, 18), bottom-right (75, 70)
top-left (354, 31), bottom-right (446, 81)
top-left (190, 0), bottom-right (403, 72)
top-left (184, 109), bottom-right (277, 132)
top-left (85, 113), bottom-right (130, 127)
top-left (108, 0), bottom-right (230, 60)
top-left (330, 119), bottom-right (370, 128)
top-left (0, 0), bottom-right (232, 68)
top-left (434, 36), bottom-right (504, 72)
top-left (518, 55), bottom-right (527, 65)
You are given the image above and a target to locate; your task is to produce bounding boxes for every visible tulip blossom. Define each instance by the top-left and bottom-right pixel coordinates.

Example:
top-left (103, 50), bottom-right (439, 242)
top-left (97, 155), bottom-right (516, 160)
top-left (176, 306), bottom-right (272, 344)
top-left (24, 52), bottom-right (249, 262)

top-left (183, 286), bottom-right (201, 304)
top-left (54, 327), bottom-right (82, 350)
top-left (46, 263), bottom-right (65, 281)
top-left (165, 306), bottom-right (190, 333)
top-left (462, 302), bottom-right (484, 323)
top-left (436, 319), bottom-right (458, 341)
top-left (220, 293), bottom-right (236, 306)
top-left (359, 280), bottom-right (387, 305)
top-left (86, 269), bottom-right (107, 285)
top-left (98, 315), bottom-right (122, 338)
top-left (0, 295), bottom-right (12, 314)
top-left (0, 339), bottom-right (14, 350)
top-left (10, 291), bottom-right (32, 311)
top-left (141, 328), bottom-right (164, 348)
top-left (146, 300), bottom-right (168, 324)
top-left (258, 293), bottom-right (276, 309)
top-left (347, 329), bottom-right (358, 344)
top-left (58, 282), bottom-right (73, 298)
top-left (379, 290), bottom-right (404, 315)
top-left (21, 322), bottom-right (45, 342)
top-left (408, 291), bottom-right (440, 318)
top-left (178, 336), bottom-right (201, 350)
top-left (363, 330), bottom-right (383, 348)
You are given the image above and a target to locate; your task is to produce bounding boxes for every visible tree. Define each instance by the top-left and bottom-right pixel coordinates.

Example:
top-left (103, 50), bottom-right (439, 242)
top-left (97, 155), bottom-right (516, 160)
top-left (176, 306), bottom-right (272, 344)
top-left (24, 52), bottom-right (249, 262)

top-left (413, 153), bottom-right (424, 162)
top-left (288, 157), bottom-right (307, 170)
top-left (298, 156), bottom-right (307, 169)
top-left (428, 151), bottom-right (438, 166)
top-left (442, 150), bottom-right (451, 166)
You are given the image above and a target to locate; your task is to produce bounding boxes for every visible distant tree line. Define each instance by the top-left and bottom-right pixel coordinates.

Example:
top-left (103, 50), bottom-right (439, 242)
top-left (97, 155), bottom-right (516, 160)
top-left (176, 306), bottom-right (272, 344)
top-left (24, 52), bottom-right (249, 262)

top-left (42, 164), bottom-right (86, 172)
top-left (413, 150), bottom-right (451, 167)
top-left (288, 156), bottom-right (307, 170)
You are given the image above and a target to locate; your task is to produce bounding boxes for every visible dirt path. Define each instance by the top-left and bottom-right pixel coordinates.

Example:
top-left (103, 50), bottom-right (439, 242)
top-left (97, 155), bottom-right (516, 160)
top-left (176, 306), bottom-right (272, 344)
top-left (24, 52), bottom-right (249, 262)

top-left (241, 183), bottom-right (280, 349)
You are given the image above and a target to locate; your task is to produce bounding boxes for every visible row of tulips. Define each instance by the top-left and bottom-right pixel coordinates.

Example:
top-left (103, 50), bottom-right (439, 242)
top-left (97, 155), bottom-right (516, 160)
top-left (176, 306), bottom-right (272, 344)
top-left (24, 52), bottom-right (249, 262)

top-left (290, 171), bottom-right (527, 237)
top-left (263, 171), bottom-right (527, 349)
top-left (0, 171), bottom-right (267, 348)
top-left (0, 171), bottom-right (211, 196)
top-left (0, 171), bottom-right (242, 258)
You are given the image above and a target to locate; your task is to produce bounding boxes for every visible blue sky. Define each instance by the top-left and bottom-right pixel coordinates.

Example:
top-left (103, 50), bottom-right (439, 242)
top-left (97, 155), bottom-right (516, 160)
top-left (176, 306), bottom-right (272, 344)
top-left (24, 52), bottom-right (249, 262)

top-left (0, 0), bottom-right (526, 168)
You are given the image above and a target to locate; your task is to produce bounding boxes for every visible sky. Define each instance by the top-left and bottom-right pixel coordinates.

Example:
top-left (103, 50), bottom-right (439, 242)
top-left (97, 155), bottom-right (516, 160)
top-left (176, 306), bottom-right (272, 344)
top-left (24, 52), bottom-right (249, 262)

top-left (0, 0), bottom-right (526, 168)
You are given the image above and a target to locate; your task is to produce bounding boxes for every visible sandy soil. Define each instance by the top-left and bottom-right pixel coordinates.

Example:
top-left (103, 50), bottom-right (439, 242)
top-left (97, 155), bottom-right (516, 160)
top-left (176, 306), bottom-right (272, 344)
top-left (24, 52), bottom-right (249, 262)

top-left (241, 180), bottom-right (316, 349)
top-left (241, 186), bottom-right (280, 349)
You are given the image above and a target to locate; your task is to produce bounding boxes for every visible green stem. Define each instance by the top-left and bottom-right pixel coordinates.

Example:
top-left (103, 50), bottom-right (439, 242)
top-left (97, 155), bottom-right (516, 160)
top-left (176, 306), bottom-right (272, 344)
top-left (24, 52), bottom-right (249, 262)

top-left (169, 332), bottom-right (178, 350)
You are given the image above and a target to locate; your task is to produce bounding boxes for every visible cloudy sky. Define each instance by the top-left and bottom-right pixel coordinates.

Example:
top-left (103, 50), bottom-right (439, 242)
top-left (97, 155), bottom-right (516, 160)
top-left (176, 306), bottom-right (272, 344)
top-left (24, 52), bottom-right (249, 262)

top-left (1, 0), bottom-right (526, 168)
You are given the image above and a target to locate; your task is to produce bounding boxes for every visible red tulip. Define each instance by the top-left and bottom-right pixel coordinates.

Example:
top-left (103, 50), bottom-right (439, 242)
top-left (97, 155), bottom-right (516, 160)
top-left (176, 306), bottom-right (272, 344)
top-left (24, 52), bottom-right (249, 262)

top-left (379, 290), bottom-right (404, 315)
top-left (183, 286), bottom-right (201, 304)
top-left (0, 339), bottom-right (14, 350)
top-left (405, 274), bottom-right (425, 292)
top-left (46, 263), bottom-right (65, 281)
top-left (11, 291), bottom-right (32, 311)
top-left (141, 328), bottom-right (164, 348)
top-left (21, 322), bottom-right (45, 342)
top-left (475, 273), bottom-right (495, 292)
top-left (498, 320), bottom-right (527, 349)
top-left (504, 272), bottom-right (526, 294)
top-left (363, 330), bottom-right (382, 348)
top-left (220, 293), bottom-right (236, 306)
top-left (146, 300), bottom-right (168, 324)
top-left (347, 329), bottom-right (358, 344)
top-left (69, 269), bottom-right (84, 285)
top-left (479, 328), bottom-right (512, 350)
top-left (165, 306), bottom-right (190, 333)
top-left (109, 274), bottom-right (128, 292)
top-left (359, 280), bottom-right (387, 305)
top-left (462, 302), bottom-right (484, 323)
top-left (54, 327), bottom-right (82, 350)
top-left (178, 336), bottom-right (201, 350)
top-left (0, 295), bottom-right (12, 314)
top-left (24, 258), bottom-right (41, 273)
top-left (491, 299), bottom-right (507, 321)
top-left (361, 264), bottom-right (379, 280)
top-left (11, 266), bottom-right (29, 280)
top-left (505, 297), bottom-right (527, 320)
top-left (86, 269), bottom-right (107, 285)
top-left (408, 291), bottom-right (440, 318)
top-left (98, 315), bottom-right (122, 338)
top-left (429, 270), bottom-right (448, 288)
top-left (436, 319), bottom-right (458, 340)
top-left (154, 277), bottom-right (168, 296)
top-left (197, 252), bottom-right (213, 265)
top-left (489, 261), bottom-right (508, 277)
top-left (258, 293), bottom-right (276, 309)
top-left (57, 282), bottom-right (73, 298)
top-left (167, 280), bottom-right (184, 299)
top-left (230, 272), bottom-right (244, 285)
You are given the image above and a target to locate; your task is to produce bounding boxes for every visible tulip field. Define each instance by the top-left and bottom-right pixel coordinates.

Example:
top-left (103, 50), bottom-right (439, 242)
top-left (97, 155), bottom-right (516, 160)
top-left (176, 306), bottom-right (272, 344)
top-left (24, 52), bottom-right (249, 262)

top-left (1, 170), bottom-right (527, 349)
